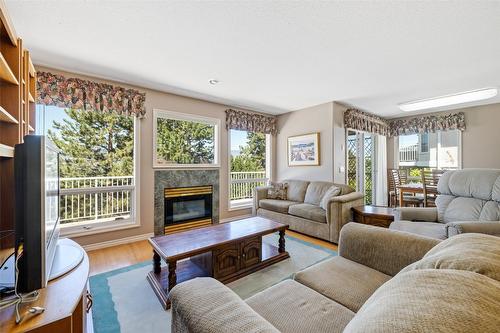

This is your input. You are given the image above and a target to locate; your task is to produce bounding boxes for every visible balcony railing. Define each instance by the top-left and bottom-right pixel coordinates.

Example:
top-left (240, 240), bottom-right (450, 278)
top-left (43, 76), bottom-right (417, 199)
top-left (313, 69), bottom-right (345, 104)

top-left (59, 176), bottom-right (134, 224)
top-left (230, 171), bottom-right (267, 202)
top-left (399, 144), bottom-right (418, 162)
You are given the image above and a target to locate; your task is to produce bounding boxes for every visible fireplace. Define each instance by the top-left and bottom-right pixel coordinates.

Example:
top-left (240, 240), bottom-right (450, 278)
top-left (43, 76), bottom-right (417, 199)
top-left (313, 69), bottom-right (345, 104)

top-left (164, 185), bottom-right (213, 233)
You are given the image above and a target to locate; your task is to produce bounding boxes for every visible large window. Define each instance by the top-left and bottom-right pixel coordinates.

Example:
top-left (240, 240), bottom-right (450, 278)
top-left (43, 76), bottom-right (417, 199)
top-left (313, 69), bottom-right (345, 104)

top-left (347, 130), bottom-right (376, 205)
top-left (36, 105), bottom-right (138, 234)
top-left (397, 130), bottom-right (461, 178)
top-left (229, 129), bottom-right (270, 209)
top-left (153, 109), bottom-right (220, 168)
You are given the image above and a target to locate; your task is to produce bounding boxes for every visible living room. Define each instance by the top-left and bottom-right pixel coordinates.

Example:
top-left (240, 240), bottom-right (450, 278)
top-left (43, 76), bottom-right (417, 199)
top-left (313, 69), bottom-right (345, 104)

top-left (0, 1), bottom-right (499, 332)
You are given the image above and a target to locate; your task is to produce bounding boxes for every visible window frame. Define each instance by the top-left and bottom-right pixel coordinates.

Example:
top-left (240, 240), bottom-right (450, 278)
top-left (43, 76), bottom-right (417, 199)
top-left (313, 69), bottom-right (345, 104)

top-left (152, 109), bottom-right (221, 169)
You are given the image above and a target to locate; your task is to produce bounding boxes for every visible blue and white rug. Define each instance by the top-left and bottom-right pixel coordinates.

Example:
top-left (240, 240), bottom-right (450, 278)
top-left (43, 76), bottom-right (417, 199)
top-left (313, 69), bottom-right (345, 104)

top-left (89, 233), bottom-right (336, 333)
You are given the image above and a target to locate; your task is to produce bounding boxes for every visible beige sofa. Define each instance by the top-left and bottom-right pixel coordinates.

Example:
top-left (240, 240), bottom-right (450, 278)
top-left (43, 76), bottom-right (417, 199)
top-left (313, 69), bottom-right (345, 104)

top-left (392, 169), bottom-right (500, 239)
top-left (170, 223), bottom-right (500, 333)
top-left (253, 180), bottom-right (364, 243)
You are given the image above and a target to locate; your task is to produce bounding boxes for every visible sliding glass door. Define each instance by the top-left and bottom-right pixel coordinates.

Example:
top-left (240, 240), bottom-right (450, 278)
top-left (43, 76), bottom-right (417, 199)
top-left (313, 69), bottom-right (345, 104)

top-left (347, 130), bottom-right (376, 205)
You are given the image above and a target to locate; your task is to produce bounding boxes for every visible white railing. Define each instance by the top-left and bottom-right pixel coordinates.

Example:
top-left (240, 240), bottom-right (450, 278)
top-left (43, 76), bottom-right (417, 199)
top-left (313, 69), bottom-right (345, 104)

top-left (399, 144), bottom-right (418, 162)
top-left (230, 171), bottom-right (267, 201)
top-left (59, 176), bottom-right (134, 224)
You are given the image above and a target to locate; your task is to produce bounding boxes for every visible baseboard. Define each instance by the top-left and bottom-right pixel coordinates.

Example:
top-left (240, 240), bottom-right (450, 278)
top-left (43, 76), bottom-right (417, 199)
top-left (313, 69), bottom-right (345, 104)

top-left (220, 214), bottom-right (253, 223)
top-left (81, 232), bottom-right (154, 251)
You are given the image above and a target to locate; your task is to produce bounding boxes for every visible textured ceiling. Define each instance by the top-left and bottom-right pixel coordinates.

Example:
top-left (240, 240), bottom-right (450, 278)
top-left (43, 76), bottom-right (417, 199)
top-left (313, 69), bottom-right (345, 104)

top-left (6, 1), bottom-right (500, 117)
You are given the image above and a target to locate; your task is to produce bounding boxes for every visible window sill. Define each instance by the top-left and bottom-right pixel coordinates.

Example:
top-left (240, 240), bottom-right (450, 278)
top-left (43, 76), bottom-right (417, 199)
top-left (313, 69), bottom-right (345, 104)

top-left (60, 220), bottom-right (140, 238)
top-left (228, 204), bottom-right (253, 211)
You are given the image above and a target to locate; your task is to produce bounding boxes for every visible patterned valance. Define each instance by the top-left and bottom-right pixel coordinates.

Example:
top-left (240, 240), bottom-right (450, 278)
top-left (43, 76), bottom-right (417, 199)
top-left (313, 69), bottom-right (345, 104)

top-left (344, 108), bottom-right (390, 136)
top-left (37, 71), bottom-right (146, 118)
top-left (388, 112), bottom-right (466, 136)
top-left (225, 109), bottom-right (277, 135)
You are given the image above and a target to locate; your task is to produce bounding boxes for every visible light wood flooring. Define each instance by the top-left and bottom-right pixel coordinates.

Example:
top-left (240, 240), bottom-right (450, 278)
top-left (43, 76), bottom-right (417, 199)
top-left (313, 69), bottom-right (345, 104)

top-left (87, 229), bottom-right (338, 276)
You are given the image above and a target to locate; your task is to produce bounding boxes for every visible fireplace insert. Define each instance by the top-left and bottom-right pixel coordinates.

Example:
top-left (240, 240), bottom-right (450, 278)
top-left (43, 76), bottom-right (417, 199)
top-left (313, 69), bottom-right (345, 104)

top-left (164, 186), bottom-right (213, 233)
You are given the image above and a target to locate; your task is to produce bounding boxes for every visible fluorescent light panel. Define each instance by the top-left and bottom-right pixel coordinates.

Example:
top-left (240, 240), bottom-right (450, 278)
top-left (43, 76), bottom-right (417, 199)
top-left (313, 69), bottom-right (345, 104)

top-left (399, 88), bottom-right (498, 112)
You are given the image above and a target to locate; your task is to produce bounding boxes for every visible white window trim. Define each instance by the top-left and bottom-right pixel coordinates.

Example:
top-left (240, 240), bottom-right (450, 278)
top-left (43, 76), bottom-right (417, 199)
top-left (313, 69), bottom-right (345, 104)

top-left (227, 130), bottom-right (271, 211)
top-left (152, 109), bottom-right (221, 169)
top-left (60, 118), bottom-right (141, 237)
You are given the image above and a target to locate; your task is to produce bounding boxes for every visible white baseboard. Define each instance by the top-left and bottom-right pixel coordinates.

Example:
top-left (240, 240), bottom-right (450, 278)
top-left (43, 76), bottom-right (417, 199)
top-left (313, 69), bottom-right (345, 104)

top-left (220, 214), bottom-right (253, 223)
top-left (81, 232), bottom-right (154, 252)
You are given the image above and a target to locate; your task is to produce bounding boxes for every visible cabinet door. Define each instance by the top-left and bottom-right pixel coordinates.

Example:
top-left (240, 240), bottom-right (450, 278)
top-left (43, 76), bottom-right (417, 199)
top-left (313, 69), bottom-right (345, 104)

top-left (213, 243), bottom-right (240, 279)
top-left (241, 237), bottom-right (262, 268)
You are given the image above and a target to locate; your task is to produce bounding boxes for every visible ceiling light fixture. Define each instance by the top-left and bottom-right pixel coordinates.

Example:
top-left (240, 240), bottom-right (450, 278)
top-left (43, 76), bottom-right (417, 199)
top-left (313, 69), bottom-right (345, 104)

top-left (398, 87), bottom-right (498, 112)
top-left (208, 79), bottom-right (219, 85)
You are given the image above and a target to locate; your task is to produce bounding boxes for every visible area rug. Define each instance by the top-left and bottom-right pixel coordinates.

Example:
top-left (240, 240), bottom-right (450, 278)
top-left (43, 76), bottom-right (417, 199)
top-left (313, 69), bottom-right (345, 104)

top-left (89, 233), bottom-right (336, 333)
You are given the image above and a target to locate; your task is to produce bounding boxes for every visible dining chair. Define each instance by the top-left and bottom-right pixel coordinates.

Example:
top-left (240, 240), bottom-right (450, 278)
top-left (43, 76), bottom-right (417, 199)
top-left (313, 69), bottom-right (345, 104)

top-left (387, 169), bottom-right (398, 207)
top-left (422, 169), bottom-right (445, 207)
top-left (388, 169), bottom-right (423, 207)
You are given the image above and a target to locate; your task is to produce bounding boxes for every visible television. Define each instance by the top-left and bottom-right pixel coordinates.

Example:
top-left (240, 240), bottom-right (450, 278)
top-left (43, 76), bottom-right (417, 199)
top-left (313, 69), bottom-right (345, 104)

top-left (15, 135), bottom-right (60, 293)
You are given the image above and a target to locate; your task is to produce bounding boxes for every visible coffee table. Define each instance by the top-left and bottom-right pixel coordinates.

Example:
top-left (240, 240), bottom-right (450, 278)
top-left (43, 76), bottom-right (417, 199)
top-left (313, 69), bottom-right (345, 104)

top-left (147, 217), bottom-right (289, 309)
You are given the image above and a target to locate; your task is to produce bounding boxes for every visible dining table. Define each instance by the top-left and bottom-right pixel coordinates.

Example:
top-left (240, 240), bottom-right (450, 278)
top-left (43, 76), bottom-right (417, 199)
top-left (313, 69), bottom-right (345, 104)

top-left (397, 182), bottom-right (424, 207)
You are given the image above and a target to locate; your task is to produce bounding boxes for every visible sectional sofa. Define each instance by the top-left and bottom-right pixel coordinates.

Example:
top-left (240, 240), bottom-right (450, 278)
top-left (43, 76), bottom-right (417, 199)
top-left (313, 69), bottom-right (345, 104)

top-left (253, 180), bottom-right (364, 243)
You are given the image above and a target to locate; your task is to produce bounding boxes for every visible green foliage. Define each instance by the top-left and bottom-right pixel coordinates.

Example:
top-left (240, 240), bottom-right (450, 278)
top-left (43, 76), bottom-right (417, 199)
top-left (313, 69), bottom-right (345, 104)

top-left (231, 131), bottom-right (266, 172)
top-left (48, 108), bottom-right (134, 178)
top-left (156, 118), bottom-right (215, 164)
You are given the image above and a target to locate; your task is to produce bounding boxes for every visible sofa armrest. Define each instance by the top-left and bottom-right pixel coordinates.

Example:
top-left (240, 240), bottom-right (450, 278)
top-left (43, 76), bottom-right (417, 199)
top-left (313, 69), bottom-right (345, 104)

top-left (394, 207), bottom-right (438, 222)
top-left (253, 186), bottom-right (271, 215)
top-left (338, 223), bottom-right (440, 276)
top-left (171, 277), bottom-right (279, 333)
top-left (446, 221), bottom-right (500, 237)
top-left (327, 192), bottom-right (364, 243)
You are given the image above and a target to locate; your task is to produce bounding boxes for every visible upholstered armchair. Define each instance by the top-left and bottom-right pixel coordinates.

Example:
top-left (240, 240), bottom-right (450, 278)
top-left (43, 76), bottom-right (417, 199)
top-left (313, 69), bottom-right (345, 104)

top-left (391, 169), bottom-right (500, 239)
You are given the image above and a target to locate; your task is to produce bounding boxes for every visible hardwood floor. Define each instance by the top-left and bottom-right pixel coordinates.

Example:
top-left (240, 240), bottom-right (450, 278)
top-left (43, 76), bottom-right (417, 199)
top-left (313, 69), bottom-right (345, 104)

top-left (87, 229), bottom-right (338, 276)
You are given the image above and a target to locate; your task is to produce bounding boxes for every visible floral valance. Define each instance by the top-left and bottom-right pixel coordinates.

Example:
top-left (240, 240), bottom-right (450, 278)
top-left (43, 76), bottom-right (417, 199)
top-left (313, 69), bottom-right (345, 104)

top-left (388, 112), bottom-right (466, 136)
top-left (344, 108), bottom-right (390, 136)
top-left (225, 109), bottom-right (277, 135)
top-left (36, 71), bottom-right (146, 118)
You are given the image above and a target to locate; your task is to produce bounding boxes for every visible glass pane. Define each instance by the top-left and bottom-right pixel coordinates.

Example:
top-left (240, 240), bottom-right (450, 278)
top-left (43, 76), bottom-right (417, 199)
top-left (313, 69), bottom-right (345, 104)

top-left (363, 134), bottom-right (373, 205)
top-left (347, 130), bottom-right (357, 190)
top-left (173, 200), bottom-right (206, 222)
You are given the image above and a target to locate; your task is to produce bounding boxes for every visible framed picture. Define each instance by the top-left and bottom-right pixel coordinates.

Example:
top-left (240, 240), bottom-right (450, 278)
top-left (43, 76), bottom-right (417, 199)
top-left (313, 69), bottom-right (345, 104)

top-left (287, 133), bottom-right (320, 166)
top-left (153, 109), bottom-right (220, 168)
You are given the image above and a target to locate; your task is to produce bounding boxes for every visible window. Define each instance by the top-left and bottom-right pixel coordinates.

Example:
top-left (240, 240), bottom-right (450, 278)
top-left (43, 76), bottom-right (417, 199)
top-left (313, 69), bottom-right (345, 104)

top-left (347, 130), bottom-right (376, 204)
top-left (397, 130), bottom-right (461, 178)
top-left (153, 109), bottom-right (220, 168)
top-left (229, 129), bottom-right (270, 209)
top-left (36, 105), bottom-right (139, 235)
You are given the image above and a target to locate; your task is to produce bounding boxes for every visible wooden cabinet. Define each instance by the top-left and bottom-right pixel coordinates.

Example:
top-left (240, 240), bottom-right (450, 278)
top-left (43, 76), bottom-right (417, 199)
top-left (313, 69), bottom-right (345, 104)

top-left (352, 206), bottom-right (395, 228)
top-left (213, 237), bottom-right (262, 279)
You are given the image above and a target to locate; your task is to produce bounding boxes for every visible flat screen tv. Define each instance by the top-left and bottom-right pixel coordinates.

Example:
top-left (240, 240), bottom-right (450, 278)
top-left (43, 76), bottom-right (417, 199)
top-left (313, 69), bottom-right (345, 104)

top-left (15, 135), bottom-right (60, 292)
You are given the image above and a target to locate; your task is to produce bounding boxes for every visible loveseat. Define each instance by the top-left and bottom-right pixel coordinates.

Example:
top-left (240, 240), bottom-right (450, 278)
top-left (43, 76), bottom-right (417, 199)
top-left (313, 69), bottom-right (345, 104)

top-left (170, 223), bottom-right (500, 332)
top-left (253, 180), bottom-right (364, 243)
top-left (391, 168), bottom-right (500, 239)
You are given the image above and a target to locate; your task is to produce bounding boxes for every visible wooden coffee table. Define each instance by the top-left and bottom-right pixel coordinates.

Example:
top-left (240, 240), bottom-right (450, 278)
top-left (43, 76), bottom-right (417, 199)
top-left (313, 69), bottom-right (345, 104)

top-left (352, 205), bottom-right (395, 228)
top-left (147, 217), bottom-right (289, 309)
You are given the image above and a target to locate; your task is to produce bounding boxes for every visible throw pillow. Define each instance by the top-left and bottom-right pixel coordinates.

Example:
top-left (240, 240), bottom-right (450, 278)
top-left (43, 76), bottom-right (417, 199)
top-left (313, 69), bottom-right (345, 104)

top-left (267, 182), bottom-right (288, 200)
top-left (320, 186), bottom-right (341, 210)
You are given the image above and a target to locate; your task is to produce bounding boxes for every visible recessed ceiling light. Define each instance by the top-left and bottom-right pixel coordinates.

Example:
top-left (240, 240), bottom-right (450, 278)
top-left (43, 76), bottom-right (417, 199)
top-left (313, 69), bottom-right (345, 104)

top-left (398, 87), bottom-right (498, 112)
top-left (208, 79), bottom-right (219, 85)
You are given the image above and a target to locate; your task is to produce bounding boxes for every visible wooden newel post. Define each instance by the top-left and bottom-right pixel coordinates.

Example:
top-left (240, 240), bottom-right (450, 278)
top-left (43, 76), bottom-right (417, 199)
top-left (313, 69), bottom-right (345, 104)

top-left (278, 230), bottom-right (286, 253)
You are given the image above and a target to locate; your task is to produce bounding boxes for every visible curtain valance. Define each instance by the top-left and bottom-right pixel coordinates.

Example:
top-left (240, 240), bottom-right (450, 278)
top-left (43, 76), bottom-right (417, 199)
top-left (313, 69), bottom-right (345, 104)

top-left (225, 109), bottom-right (277, 135)
top-left (344, 108), bottom-right (390, 136)
top-left (388, 112), bottom-right (466, 136)
top-left (36, 71), bottom-right (146, 118)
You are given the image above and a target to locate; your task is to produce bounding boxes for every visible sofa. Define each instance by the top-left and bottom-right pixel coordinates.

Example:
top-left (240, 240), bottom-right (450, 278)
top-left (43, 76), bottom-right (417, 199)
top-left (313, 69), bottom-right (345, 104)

top-left (253, 180), bottom-right (364, 243)
top-left (391, 168), bottom-right (500, 239)
top-left (170, 223), bottom-right (500, 332)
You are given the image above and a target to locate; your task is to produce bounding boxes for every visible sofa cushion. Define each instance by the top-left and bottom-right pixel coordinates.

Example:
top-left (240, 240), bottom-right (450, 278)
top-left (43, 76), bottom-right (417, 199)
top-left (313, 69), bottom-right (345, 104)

top-left (343, 270), bottom-right (500, 333)
top-left (400, 233), bottom-right (500, 281)
top-left (288, 203), bottom-right (327, 223)
top-left (284, 180), bottom-right (309, 202)
top-left (389, 220), bottom-right (447, 239)
top-left (267, 181), bottom-right (287, 200)
top-left (259, 199), bottom-right (299, 214)
top-left (304, 181), bottom-right (333, 205)
top-left (320, 186), bottom-right (342, 210)
top-left (246, 279), bottom-right (355, 333)
top-left (294, 256), bottom-right (391, 312)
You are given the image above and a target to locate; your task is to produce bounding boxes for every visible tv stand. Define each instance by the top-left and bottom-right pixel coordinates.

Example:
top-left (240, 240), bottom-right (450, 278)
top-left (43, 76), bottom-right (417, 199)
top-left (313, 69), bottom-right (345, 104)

top-left (49, 238), bottom-right (85, 281)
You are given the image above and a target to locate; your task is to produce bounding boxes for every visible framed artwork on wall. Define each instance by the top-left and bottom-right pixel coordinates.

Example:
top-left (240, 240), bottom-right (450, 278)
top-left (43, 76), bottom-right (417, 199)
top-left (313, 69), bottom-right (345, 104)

top-left (287, 132), bottom-right (320, 166)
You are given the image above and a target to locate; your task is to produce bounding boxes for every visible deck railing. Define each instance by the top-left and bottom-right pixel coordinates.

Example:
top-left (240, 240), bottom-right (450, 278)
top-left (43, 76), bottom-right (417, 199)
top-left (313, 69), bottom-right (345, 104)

top-left (59, 176), bottom-right (134, 224)
top-left (399, 144), bottom-right (418, 162)
top-left (230, 171), bottom-right (267, 201)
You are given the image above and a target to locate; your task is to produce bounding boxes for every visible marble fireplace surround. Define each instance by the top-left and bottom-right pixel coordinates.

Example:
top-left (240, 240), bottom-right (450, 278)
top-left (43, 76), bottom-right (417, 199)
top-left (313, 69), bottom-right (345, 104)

top-left (154, 169), bottom-right (220, 236)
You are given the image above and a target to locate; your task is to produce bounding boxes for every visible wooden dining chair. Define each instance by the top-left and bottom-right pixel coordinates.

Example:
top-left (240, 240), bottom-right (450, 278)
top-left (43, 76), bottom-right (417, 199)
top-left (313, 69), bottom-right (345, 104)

top-left (422, 169), bottom-right (445, 207)
top-left (388, 169), bottom-right (423, 207)
top-left (387, 169), bottom-right (398, 207)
